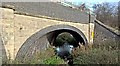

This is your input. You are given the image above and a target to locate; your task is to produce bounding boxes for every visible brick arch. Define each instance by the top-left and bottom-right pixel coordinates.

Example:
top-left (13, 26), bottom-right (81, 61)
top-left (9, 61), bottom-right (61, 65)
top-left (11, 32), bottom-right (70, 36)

top-left (15, 24), bottom-right (88, 61)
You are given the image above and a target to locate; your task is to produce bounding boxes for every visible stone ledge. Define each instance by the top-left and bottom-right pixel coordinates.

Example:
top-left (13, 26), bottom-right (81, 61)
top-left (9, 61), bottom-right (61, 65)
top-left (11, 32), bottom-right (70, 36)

top-left (95, 19), bottom-right (120, 36)
top-left (1, 5), bottom-right (15, 10)
top-left (0, 7), bottom-right (14, 19)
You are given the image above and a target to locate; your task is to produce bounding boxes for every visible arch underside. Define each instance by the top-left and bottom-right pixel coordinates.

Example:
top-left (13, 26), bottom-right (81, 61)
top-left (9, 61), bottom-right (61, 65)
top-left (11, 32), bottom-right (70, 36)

top-left (47, 29), bottom-right (85, 47)
top-left (15, 24), bottom-right (88, 61)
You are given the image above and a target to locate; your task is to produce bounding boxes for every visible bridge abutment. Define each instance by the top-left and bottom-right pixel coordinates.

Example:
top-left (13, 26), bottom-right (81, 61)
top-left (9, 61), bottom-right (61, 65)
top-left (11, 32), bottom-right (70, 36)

top-left (0, 7), bottom-right (15, 60)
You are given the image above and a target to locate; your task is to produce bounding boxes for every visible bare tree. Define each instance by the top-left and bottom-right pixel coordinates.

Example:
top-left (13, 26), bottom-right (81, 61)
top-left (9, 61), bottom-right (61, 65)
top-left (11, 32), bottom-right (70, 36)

top-left (93, 2), bottom-right (118, 29)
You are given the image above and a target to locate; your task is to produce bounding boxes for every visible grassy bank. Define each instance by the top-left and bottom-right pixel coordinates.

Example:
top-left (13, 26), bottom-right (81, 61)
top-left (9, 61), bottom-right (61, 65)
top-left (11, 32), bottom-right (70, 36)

top-left (3, 40), bottom-right (119, 64)
top-left (5, 45), bottom-right (118, 64)
top-left (73, 41), bottom-right (118, 64)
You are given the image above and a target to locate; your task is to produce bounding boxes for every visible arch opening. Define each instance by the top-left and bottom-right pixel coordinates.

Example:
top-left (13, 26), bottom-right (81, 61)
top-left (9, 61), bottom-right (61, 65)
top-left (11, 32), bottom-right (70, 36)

top-left (15, 24), bottom-right (88, 61)
top-left (47, 29), bottom-right (85, 48)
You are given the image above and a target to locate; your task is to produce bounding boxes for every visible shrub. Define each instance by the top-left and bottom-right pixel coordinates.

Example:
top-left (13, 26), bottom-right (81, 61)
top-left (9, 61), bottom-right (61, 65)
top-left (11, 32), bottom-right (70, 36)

top-left (74, 48), bottom-right (118, 64)
top-left (42, 55), bottom-right (65, 64)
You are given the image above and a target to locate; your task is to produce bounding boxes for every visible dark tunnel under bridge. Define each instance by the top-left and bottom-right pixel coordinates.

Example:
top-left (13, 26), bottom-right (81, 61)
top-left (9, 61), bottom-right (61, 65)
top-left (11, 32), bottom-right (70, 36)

top-left (15, 24), bottom-right (88, 61)
top-left (47, 29), bottom-right (86, 47)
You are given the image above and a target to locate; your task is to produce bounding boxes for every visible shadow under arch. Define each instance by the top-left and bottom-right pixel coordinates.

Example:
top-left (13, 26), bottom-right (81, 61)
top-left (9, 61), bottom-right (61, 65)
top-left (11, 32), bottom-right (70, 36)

top-left (47, 29), bottom-right (86, 47)
top-left (15, 24), bottom-right (88, 61)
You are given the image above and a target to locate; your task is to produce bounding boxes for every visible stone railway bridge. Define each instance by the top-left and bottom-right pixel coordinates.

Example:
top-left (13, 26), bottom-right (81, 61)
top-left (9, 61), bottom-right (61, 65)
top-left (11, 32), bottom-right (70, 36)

top-left (0, 2), bottom-right (102, 61)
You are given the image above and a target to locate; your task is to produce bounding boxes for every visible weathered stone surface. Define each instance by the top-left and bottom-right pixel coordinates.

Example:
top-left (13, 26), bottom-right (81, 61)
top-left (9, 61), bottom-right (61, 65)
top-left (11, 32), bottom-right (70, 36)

top-left (94, 21), bottom-right (120, 45)
top-left (13, 14), bottom-right (91, 60)
top-left (1, 8), bottom-right (15, 60)
top-left (0, 8), bottom-right (14, 19)
top-left (2, 2), bottom-right (93, 23)
top-left (1, 7), bottom-right (94, 60)
top-left (0, 3), bottom-right (119, 62)
top-left (0, 38), bottom-right (2, 65)
top-left (0, 36), bottom-right (7, 64)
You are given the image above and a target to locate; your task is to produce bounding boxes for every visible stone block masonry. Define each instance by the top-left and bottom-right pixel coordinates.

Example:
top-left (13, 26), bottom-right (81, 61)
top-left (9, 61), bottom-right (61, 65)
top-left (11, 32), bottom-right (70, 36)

top-left (0, 7), bottom-right (94, 60)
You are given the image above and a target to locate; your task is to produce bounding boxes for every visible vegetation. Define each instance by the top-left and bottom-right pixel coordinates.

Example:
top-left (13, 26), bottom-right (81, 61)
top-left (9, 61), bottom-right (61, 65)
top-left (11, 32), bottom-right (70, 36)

top-left (27, 47), bottom-right (65, 64)
top-left (54, 32), bottom-right (77, 46)
top-left (93, 2), bottom-right (119, 30)
top-left (73, 39), bottom-right (118, 64)
top-left (3, 32), bottom-right (118, 64)
top-left (42, 55), bottom-right (65, 64)
top-left (2, 2), bottom-right (119, 65)
top-left (74, 47), bottom-right (118, 64)
top-left (9, 42), bottom-right (118, 64)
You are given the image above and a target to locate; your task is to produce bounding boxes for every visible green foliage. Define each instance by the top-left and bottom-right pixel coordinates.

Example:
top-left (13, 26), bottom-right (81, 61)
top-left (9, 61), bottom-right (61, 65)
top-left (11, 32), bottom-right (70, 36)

top-left (15, 47), bottom-right (65, 64)
top-left (74, 48), bottom-right (118, 64)
top-left (4, 33), bottom-right (118, 64)
top-left (93, 40), bottom-right (118, 50)
top-left (55, 32), bottom-right (77, 46)
top-left (43, 55), bottom-right (65, 64)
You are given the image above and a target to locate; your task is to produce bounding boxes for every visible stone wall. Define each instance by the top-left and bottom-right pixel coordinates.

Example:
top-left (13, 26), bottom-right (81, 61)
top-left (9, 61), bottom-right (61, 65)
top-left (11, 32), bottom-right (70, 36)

top-left (0, 7), bottom-right (94, 60)
top-left (0, 8), bottom-right (15, 60)
top-left (94, 20), bottom-right (120, 46)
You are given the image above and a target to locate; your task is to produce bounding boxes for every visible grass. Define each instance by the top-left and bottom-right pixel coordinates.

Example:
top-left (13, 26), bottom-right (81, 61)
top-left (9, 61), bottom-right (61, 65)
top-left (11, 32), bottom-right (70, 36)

top-left (42, 55), bottom-right (65, 64)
